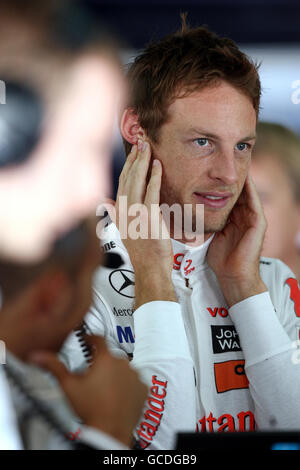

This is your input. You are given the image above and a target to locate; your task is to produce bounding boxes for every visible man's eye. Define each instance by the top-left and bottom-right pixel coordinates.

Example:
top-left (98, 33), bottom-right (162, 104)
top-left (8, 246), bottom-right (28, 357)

top-left (236, 142), bottom-right (250, 152)
top-left (195, 138), bottom-right (209, 147)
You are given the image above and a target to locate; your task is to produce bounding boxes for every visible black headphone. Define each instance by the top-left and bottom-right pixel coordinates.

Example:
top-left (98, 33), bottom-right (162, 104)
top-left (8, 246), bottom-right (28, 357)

top-left (0, 81), bottom-right (43, 168)
top-left (0, 2), bottom-right (115, 169)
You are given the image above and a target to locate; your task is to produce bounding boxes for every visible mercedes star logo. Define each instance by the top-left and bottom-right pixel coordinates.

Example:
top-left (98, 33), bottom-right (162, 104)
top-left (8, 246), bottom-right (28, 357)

top-left (109, 269), bottom-right (135, 298)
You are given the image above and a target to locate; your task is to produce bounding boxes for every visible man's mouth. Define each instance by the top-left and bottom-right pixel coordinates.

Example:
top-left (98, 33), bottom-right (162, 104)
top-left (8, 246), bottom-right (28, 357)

top-left (193, 192), bottom-right (232, 208)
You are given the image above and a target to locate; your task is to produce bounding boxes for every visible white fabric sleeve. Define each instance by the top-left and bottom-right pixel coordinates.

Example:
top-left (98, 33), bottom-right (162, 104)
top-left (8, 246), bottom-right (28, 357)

top-left (130, 301), bottom-right (196, 450)
top-left (79, 426), bottom-right (129, 450)
top-left (229, 269), bottom-right (300, 430)
top-left (0, 366), bottom-right (23, 450)
top-left (229, 292), bottom-right (293, 367)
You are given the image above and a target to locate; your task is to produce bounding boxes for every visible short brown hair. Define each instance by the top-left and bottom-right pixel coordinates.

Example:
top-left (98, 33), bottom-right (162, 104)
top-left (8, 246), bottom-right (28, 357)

top-left (123, 15), bottom-right (261, 156)
top-left (252, 121), bottom-right (300, 202)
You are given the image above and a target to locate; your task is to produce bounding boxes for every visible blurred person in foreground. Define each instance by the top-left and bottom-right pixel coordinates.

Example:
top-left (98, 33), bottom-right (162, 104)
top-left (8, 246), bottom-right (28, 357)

top-left (251, 122), bottom-right (300, 280)
top-left (0, 0), bottom-right (146, 449)
top-left (0, 0), bottom-right (123, 263)
top-left (0, 219), bottom-right (146, 449)
top-left (62, 18), bottom-right (300, 450)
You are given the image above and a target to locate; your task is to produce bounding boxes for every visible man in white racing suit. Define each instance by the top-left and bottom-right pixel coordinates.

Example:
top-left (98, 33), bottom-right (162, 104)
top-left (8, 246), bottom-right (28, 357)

top-left (61, 22), bottom-right (300, 449)
top-left (62, 220), bottom-right (300, 449)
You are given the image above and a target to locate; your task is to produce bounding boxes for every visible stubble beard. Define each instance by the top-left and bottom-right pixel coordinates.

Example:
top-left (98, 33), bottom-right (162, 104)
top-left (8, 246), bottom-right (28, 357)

top-left (160, 184), bottom-right (233, 241)
top-left (202, 209), bottom-right (230, 235)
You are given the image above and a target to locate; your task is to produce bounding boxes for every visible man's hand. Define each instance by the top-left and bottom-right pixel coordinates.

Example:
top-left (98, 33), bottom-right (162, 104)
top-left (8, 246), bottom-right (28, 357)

top-left (116, 139), bottom-right (177, 308)
top-left (30, 336), bottom-right (147, 447)
top-left (207, 174), bottom-right (267, 307)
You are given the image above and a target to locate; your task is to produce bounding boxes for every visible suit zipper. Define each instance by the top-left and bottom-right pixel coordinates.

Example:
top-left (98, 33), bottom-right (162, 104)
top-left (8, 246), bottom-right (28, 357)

top-left (183, 277), bottom-right (205, 420)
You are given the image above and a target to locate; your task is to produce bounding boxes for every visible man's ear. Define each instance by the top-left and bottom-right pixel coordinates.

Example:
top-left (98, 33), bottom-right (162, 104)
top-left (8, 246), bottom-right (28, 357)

top-left (31, 269), bottom-right (73, 321)
top-left (120, 108), bottom-right (146, 145)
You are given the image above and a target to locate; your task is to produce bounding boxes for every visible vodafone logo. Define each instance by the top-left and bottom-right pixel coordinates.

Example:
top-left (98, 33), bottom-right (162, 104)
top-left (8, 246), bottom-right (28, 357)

top-left (207, 307), bottom-right (229, 318)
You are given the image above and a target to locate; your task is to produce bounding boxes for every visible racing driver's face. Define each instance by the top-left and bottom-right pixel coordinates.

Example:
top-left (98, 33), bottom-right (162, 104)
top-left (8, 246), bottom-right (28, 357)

top-left (151, 81), bottom-right (257, 242)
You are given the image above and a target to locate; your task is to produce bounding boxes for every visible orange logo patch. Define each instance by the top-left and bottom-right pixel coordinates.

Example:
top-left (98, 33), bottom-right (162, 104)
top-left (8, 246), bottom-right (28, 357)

top-left (214, 360), bottom-right (249, 393)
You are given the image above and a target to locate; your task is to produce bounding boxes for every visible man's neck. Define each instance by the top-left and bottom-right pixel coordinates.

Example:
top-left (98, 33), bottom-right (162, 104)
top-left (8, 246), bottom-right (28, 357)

top-left (282, 250), bottom-right (300, 282)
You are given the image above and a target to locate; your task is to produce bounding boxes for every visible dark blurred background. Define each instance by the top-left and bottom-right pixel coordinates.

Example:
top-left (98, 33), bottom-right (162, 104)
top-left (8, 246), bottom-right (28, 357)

top-left (81, 0), bottom-right (300, 197)
top-left (86, 0), bottom-right (300, 46)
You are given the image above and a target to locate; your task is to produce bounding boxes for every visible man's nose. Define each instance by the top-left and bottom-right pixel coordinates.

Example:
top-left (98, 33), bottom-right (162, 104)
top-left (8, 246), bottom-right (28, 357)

top-left (208, 150), bottom-right (239, 186)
